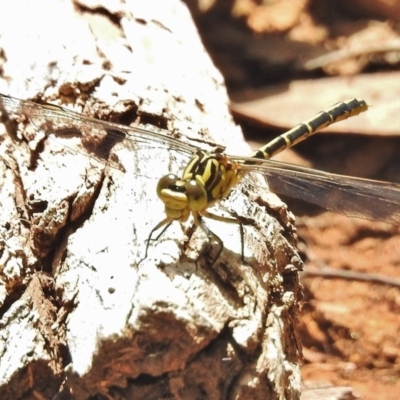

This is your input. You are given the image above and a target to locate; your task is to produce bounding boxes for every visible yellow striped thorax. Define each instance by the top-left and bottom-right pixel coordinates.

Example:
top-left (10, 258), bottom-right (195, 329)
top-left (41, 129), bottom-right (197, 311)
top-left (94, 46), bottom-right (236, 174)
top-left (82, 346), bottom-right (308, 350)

top-left (157, 148), bottom-right (242, 222)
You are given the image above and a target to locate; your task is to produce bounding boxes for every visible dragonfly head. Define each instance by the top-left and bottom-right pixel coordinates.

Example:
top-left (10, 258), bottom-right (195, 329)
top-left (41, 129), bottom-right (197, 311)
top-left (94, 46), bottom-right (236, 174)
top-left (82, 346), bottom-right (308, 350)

top-left (157, 174), bottom-right (208, 221)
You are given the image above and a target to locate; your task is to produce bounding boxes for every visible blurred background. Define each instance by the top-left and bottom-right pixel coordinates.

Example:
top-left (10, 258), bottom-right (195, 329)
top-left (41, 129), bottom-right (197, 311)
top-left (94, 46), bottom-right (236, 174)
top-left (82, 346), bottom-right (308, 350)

top-left (183, 0), bottom-right (400, 398)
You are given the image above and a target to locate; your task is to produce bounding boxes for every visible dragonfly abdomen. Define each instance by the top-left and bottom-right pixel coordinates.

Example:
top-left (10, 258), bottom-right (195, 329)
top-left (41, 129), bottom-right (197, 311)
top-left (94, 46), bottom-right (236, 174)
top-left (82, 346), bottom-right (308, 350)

top-left (248, 98), bottom-right (368, 162)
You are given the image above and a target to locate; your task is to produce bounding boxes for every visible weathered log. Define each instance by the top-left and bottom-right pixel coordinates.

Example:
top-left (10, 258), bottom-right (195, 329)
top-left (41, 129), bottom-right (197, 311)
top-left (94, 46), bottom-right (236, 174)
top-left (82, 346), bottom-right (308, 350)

top-left (0, 1), bottom-right (302, 399)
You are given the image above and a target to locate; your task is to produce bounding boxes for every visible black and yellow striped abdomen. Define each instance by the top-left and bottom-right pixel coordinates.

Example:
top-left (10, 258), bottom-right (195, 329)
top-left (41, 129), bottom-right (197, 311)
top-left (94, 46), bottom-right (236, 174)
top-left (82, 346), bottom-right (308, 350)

top-left (249, 98), bottom-right (368, 162)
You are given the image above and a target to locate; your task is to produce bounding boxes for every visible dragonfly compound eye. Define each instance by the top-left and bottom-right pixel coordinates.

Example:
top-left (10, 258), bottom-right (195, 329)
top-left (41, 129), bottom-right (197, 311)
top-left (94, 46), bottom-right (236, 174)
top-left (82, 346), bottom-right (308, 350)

top-left (157, 174), bottom-right (189, 213)
top-left (185, 178), bottom-right (207, 211)
top-left (157, 174), bottom-right (178, 196)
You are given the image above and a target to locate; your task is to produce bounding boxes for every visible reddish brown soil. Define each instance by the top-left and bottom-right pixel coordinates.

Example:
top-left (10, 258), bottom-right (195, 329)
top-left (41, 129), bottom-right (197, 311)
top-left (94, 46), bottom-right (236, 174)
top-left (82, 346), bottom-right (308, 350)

top-left (298, 213), bottom-right (400, 399)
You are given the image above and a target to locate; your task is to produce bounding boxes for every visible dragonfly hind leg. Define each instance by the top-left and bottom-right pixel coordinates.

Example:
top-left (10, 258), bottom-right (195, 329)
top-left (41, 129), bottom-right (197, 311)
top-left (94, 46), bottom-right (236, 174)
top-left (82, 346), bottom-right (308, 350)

top-left (193, 211), bottom-right (245, 268)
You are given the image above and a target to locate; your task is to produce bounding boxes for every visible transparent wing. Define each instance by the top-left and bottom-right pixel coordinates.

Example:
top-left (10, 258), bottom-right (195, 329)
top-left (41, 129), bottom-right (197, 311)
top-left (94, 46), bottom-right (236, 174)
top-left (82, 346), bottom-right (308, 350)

top-left (3, 94), bottom-right (399, 225)
top-left (241, 159), bottom-right (400, 225)
top-left (0, 94), bottom-right (197, 171)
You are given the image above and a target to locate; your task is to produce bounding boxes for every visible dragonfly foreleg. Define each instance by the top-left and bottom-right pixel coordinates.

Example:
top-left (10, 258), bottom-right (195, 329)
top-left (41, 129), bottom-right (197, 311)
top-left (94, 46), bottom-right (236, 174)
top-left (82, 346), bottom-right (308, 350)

top-left (138, 218), bottom-right (173, 265)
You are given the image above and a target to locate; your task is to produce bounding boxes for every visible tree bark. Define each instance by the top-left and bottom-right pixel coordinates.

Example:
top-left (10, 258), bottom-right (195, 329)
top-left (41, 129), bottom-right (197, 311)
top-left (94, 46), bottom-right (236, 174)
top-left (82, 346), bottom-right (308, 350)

top-left (0, 0), bottom-right (302, 399)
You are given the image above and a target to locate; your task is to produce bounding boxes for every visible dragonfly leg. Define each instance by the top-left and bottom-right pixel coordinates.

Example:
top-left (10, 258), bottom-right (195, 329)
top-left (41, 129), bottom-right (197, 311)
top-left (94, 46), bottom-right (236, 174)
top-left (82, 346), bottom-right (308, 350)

top-left (192, 213), bottom-right (223, 268)
top-left (194, 211), bottom-right (244, 267)
top-left (138, 218), bottom-right (172, 265)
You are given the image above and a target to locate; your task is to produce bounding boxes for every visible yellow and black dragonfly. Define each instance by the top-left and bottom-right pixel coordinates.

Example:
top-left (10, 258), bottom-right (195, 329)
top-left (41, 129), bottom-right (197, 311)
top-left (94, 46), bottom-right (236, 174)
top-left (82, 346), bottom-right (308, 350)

top-left (1, 94), bottom-right (399, 265)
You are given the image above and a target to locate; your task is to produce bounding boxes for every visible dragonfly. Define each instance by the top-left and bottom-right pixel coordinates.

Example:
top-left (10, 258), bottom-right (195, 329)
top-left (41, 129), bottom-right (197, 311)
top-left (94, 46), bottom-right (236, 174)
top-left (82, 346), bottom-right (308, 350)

top-left (1, 94), bottom-right (400, 266)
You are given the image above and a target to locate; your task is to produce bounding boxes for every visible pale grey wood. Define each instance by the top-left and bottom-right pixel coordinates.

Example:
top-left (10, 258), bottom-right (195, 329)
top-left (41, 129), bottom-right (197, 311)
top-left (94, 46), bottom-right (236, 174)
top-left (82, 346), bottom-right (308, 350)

top-left (0, 0), bottom-right (302, 399)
